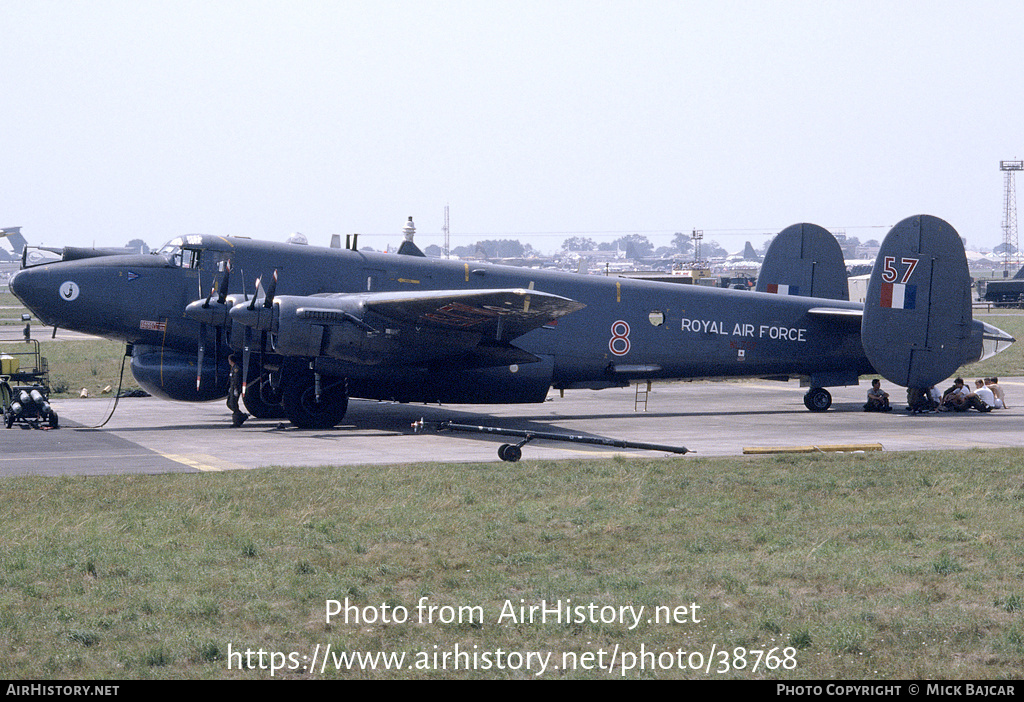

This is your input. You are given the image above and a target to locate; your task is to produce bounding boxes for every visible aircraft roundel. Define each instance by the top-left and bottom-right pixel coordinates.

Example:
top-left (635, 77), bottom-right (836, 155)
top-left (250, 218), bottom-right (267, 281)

top-left (59, 281), bottom-right (80, 301)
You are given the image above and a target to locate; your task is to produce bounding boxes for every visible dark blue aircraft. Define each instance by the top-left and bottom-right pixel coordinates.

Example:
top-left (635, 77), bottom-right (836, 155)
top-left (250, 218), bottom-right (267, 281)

top-left (9, 214), bottom-right (1014, 429)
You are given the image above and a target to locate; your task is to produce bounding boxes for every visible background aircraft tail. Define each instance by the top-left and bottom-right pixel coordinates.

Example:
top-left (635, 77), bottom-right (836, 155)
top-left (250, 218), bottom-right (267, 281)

top-left (0, 227), bottom-right (28, 262)
top-left (755, 223), bottom-right (849, 300)
top-left (861, 215), bottom-right (974, 388)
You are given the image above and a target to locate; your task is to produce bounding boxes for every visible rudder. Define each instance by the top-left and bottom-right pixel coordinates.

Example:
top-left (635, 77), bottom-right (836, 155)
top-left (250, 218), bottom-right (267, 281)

top-left (861, 215), bottom-right (974, 388)
top-left (755, 223), bottom-right (849, 300)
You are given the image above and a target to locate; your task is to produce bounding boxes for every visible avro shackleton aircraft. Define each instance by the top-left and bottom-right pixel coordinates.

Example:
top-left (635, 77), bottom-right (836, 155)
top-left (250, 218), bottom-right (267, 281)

top-left (9, 214), bottom-right (1015, 429)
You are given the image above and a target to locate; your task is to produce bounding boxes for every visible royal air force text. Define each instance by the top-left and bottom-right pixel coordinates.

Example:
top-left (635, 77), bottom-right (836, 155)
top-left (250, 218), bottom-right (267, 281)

top-left (680, 318), bottom-right (807, 342)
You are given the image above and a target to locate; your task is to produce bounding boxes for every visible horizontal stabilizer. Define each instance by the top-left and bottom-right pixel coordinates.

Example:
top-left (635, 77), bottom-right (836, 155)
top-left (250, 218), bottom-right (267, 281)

top-left (755, 223), bottom-right (849, 300)
top-left (862, 215), bottom-right (974, 388)
top-left (807, 307), bottom-right (863, 319)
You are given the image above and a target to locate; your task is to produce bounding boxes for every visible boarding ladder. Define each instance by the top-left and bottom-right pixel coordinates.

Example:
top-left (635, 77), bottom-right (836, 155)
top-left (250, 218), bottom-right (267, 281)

top-left (634, 380), bottom-right (651, 412)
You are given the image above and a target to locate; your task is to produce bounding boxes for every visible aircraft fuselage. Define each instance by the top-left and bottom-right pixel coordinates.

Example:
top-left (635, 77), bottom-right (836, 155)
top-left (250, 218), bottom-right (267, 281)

top-left (11, 235), bottom-right (875, 405)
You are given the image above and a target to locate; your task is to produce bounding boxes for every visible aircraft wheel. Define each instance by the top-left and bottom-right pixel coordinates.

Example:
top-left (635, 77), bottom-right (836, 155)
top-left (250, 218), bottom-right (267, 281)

top-left (803, 387), bottom-right (832, 412)
top-left (48, 411), bottom-right (59, 429)
top-left (242, 375), bottom-right (285, 419)
top-left (498, 444), bottom-right (522, 462)
top-left (281, 373), bottom-right (349, 429)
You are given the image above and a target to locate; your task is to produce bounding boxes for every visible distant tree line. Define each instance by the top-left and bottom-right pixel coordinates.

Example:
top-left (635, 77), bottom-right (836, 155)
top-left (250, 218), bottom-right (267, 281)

top-left (427, 239), bottom-right (537, 259)
top-left (562, 233), bottom-right (735, 259)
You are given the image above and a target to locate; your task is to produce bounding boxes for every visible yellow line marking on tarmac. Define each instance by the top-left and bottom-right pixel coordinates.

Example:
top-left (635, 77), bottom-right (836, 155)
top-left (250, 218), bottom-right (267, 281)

top-left (156, 453), bottom-right (248, 472)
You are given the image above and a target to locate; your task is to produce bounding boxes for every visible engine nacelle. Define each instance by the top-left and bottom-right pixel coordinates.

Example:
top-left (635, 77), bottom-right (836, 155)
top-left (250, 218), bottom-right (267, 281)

top-left (130, 345), bottom-right (229, 402)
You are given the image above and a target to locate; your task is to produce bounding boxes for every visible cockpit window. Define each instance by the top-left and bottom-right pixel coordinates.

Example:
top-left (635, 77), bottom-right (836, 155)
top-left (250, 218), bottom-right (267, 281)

top-left (158, 237), bottom-right (183, 266)
top-left (157, 236), bottom-right (204, 269)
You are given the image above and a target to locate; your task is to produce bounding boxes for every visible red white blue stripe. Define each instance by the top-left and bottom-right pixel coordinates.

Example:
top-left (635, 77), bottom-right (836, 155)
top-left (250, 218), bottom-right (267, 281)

top-left (880, 283), bottom-right (916, 309)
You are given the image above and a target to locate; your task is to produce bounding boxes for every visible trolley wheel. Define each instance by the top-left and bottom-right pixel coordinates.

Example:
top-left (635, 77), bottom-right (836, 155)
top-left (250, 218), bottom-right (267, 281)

top-left (498, 444), bottom-right (522, 462)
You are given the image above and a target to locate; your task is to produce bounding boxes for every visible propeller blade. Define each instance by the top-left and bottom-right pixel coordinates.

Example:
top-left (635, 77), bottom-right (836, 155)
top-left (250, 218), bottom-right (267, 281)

top-left (216, 260), bottom-right (232, 305)
top-left (241, 326), bottom-right (252, 395)
top-left (197, 322), bottom-right (206, 391)
top-left (215, 323), bottom-right (222, 386)
top-left (248, 276), bottom-right (262, 311)
top-left (263, 269), bottom-right (278, 308)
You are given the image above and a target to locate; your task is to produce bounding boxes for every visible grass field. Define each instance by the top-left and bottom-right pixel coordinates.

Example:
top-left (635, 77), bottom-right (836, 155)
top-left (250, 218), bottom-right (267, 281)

top-left (2, 449), bottom-right (1024, 680)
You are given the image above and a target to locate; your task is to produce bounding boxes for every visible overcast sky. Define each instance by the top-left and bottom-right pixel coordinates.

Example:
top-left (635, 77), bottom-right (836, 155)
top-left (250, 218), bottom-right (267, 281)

top-left (3, 0), bottom-right (1023, 254)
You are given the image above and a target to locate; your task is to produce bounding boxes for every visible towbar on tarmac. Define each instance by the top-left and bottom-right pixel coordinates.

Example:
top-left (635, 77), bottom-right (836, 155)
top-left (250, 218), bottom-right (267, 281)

top-left (412, 419), bottom-right (691, 462)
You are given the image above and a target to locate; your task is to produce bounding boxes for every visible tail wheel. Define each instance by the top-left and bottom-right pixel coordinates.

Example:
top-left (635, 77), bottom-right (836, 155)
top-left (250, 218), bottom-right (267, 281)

top-left (803, 388), bottom-right (832, 412)
top-left (281, 372), bottom-right (348, 429)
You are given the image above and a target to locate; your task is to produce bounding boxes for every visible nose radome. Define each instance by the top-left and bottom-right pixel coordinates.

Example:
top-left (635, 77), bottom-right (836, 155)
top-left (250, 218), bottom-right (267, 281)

top-left (8, 267), bottom-right (41, 310)
top-left (9, 267), bottom-right (41, 318)
top-left (9, 268), bottom-right (26, 299)
top-left (9, 265), bottom-right (63, 327)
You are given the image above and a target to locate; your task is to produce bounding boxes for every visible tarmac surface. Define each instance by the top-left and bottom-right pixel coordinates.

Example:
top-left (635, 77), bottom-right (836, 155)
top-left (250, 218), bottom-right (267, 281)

top-left (2, 378), bottom-right (1022, 476)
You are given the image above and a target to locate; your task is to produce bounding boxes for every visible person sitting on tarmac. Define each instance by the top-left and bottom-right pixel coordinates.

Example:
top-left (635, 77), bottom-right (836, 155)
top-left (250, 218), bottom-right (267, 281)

top-left (940, 378), bottom-right (968, 411)
top-left (975, 379), bottom-right (997, 409)
top-left (906, 386), bottom-right (937, 413)
top-left (940, 377), bottom-right (991, 412)
top-left (864, 379), bottom-right (892, 412)
top-left (985, 377), bottom-right (1007, 409)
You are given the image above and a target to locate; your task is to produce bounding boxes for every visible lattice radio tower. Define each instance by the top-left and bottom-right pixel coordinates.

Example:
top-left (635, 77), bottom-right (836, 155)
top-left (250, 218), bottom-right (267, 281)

top-left (1000, 160), bottom-right (1023, 275)
top-left (442, 204), bottom-right (450, 259)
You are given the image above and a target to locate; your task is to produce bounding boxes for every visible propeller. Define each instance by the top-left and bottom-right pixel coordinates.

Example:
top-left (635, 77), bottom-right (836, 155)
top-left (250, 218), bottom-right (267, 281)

top-left (241, 276), bottom-right (260, 394)
top-left (230, 270), bottom-right (279, 396)
top-left (184, 261), bottom-right (233, 391)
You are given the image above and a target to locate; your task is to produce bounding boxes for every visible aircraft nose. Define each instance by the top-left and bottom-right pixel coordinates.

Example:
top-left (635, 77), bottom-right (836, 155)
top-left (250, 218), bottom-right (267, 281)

top-left (9, 266), bottom-right (53, 323)
top-left (10, 267), bottom-right (39, 307)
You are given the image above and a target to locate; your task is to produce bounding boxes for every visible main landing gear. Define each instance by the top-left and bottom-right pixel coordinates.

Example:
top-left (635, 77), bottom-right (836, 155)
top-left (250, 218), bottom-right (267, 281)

top-left (803, 387), bottom-right (832, 412)
top-left (281, 368), bottom-right (349, 429)
top-left (241, 366), bottom-right (286, 420)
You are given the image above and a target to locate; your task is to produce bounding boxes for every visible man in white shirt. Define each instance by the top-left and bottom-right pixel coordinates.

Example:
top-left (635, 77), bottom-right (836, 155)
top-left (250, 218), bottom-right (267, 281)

top-left (975, 379), bottom-right (996, 409)
top-left (985, 378), bottom-right (1007, 409)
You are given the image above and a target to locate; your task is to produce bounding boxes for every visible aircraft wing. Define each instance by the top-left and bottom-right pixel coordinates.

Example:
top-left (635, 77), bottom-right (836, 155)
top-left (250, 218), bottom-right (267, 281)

top-left (319, 288), bottom-right (586, 342)
top-left (264, 288), bottom-right (587, 369)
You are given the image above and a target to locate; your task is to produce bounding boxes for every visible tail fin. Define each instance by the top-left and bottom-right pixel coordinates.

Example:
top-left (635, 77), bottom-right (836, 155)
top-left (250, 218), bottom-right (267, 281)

top-left (0, 227), bottom-right (28, 262)
top-left (755, 223), bottom-right (849, 300)
top-left (861, 215), bottom-right (973, 388)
